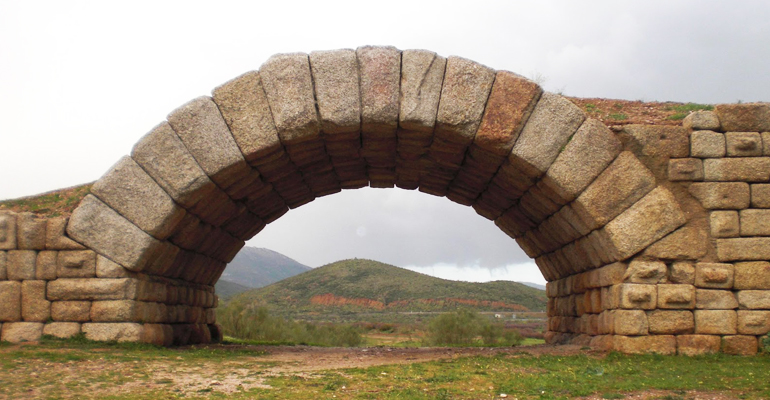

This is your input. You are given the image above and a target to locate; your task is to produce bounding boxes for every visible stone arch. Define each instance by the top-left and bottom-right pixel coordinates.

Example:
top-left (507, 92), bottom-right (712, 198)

top-left (2, 46), bottom-right (765, 354)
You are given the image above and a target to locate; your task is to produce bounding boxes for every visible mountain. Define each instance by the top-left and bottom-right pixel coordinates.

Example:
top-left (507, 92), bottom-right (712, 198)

top-left (227, 259), bottom-right (547, 313)
top-left (214, 280), bottom-right (253, 300)
top-left (519, 282), bottom-right (546, 291)
top-left (215, 247), bottom-right (311, 298)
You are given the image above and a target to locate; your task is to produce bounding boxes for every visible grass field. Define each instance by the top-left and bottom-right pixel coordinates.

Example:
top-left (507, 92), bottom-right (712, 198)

top-left (1, 337), bottom-right (768, 399)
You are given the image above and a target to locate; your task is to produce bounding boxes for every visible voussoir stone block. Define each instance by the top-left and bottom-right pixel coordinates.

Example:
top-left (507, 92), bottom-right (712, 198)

top-left (43, 322), bottom-right (81, 339)
top-left (0, 212), bottom-right (17, 250)
top-left (95, 255), bottom-right (131, 278)
top-left (695, 309), bottom-right (737, 334)
top-left (657, 284), bottom-right (695, 309)
top-left (695, 289), bottom-right (738, 309)
top-left (309, 49), bottom-right (361, 135)
top-left (16, 213), bottom-right (46, 250)
top-left (0, 281), bottom-right (21, 321)
top-left (733, 261), bottom-right (770, 289)
top-left (572, 152), bottom-right (656, 231)
top-left (647, 310), bottom-right (694, 334)
top-left (689, 182), bottom-right (750, 210)
top-left (51, 301), bottom-right (91, 322)
top-left (399, 49), bottom-right (446, 132)
top-left (509, 92), bottom-right (586, 179)
top-left (47, 278), bottom-right (138, 301)
top-left (212, 70), bottom-right (283, 163)
top-left (1, 322), bottom-right (43, 343)
top-left (715, 103), bottom-right (770, 132)
top-left (737, 310), bottom-right (770, 335)
top-left (82, 322), bottom-right (144, 342)
top-left (358, 46), bottom-right (401, 135)
top-left (737, 291), bottom-right (770, 309)
top-left (67, 195), bottom-right (165, 272)
top-left (683, 111), bottom-right (720, 131)
top-left (434, 56), bottom-right (496, 145)
top-left (56, 250), bottom-right (96, 279)
top-left (602, 187), bottom-right (686, 260)
top-left (690, 130), bottom-right (725, 158)
top-left (644, 226), bottom-right (708, 260)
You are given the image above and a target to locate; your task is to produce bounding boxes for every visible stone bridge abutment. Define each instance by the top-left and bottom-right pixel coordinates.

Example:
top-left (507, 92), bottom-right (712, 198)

top-left (1, 46), bottom-right (769, 355)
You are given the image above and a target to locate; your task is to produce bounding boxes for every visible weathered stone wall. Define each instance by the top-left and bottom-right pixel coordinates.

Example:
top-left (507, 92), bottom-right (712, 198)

top-left (0, 47), bottom-right (767, 354)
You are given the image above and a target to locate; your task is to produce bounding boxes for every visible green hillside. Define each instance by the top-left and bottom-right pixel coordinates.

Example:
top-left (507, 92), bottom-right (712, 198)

top-left (227, 259), bottom-right (547, 313)
top-left (214, 279), bottom-right (252, 300)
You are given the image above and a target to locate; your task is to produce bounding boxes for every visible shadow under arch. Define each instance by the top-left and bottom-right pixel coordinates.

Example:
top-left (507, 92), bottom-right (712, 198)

top-left (64, 46), bottom-right (692, 349)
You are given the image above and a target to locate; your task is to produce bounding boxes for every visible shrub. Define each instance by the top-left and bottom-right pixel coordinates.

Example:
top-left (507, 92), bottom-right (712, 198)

top-left (762, 334), bottom-right (770, 353)
top-left (423, 309), bottom-right (523, 347)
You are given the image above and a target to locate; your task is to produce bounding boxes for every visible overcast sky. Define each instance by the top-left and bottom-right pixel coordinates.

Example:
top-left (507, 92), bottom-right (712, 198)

top-left (2, 1), bottom-right (769, 285)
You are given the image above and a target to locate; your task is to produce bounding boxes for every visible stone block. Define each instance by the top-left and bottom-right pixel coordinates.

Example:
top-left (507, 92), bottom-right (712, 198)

top-left (593, 262), bottom-right (628, 287)
top-left (689, 182), bottom-right (750, 209)
top-left (471, 71), bottom-right (542, 156)
top-left (643, 226), bottom-right (708, 260)
top-left (91, 156), bottom-right (187, 240)
top-left (683, 111), bottom-right (720, 131)
top-left (737, 290), bottom-right (770, 309)
top-left (612, 309), bottom-right (648, 335)
top-left (0, 212), bottom-right (17, 250)
top-left (47, 278), bottom-right (137, 301)
top-left (572, 152), bottom-right (656, 231)
top-left (647, 310), bottom-right (694, 334)
top-left (602, 187), bottom-right (686, 260)
top-left (141, 323), bottom-right (174, 346)
top-left (16, 213), bottom-right (46, 250)
top-left (737, 310), bottom-right (770, 335)
top-left (67, 195), bottom-right (165, 273)
top-left (690, 130), bottom-right (725, 158)
top-left (694, 310), bottom-right (737, 334)
top-left (734, 261), bottom-right (770, 289)
top-left (45, 217), bottom-right (85, 250)
top-left (694, 262), bottom-right (734, 289)
top-left (211, 70), bottom-right (283, 164)
top-left (721, 335), bottom-right (758, 355)
top-left (726, 132), bottom-right (763, 156)
top-left (509, 92), bottom-right (585, 179)
top-left (715, 103), bottom-right (770, 132)
top-left (36, 251), bottom-right (57, 280)
top-left (0, 251), bottom-right (5, 280)
top-left (658, 285), bottom-right (695, 309)
top-left (358, 46), bottom-right (400, 136)
top-left (676, 335), bottom-right (721, 356)
top-left (613, 335), bottom-right (677, 355)
top-left (624, 260), bottom-right (667, 283)
top-left (21, 280), bottom-right (49, 322)
top-left (696, 289), bottom-right (738, 309)
top-left (667, 158), bottom-right (703, 181)
top-left (669, 261), bottom-right (695, 284)
top-left (717, 237), bottom-right (770, 261)
top-left (95, 255), bottom-right (131, 278)
top-left (1, 322), bottom-right (43, 343)
top-left (703, 158), bottom-right (770, 182)
top-left (43, 322), bottom-right (81, 339)
top-left (0, 281), bottom-right (21, 321)
top-left (82, 322), bottom-right (143, 342)
top-left (623, 125), bottom-right (690, 159)
top-left (710, 211), bottom-right (739, 238)
top-left (56, 250), bottom-right (96, 278)
top-left (91, 300), bottom-right (141, 322)
top-left (51, 301), bottom-right (91, 322)
top-left (618, 284), bottom-right (657, 310)
top-left (399, 50), bottom-right (446, 132)
top-left (740, 209), bottom-right (770, 236)
top-left (308, 49), bottom-right (361, 135)
top-left (751, 184), bottom-right (770, 208)
top-left (7, 250), bottom-right (36, 280)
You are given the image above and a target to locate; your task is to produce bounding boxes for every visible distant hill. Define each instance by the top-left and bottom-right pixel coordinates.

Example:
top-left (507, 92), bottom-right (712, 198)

top-left (214, 279), bottom-right (252, 300)
top-left (520, 282), bottom-right (546, 291)
top-left (215, 247), bottom-right (311, 299)
top-left (228, 259), bottom-right (547, 313)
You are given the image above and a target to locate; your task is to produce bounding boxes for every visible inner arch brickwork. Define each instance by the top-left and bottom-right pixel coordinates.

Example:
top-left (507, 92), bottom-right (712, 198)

top-left (1, 46), bottom-right (768, 354)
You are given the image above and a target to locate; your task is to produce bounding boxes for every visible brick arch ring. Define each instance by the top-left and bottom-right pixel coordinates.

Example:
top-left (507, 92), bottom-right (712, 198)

top-left (3, 46), bottom-right (768, 354)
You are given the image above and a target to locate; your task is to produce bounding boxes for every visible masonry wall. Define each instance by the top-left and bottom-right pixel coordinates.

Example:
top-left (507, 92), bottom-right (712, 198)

top-left (0, 212), bottom-right (219, 345)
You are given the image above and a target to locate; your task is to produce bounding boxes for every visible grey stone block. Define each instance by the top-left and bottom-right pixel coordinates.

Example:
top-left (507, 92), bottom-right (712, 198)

top-left (718, 237), bottom-right (770, 261)
top-left (91, 156), bottom-right (187, 240)
top-left (21, 280), bottom-right (49, 322)
top-left (358, 46), bottom-right (401, 136)
top-left (726, 132), bottom-right (762, 156)
top-left (689, 182), bottom-right (750, 210)
top-left (399, 49), bottom-right (446, 132)
top-left (690, 130), bottom-right (725, 158)
top-left (683, 111), bottom-right (720, 131)
top-left (16, 213), bottom-right (46, 250)
top-left (1, 322), bottom-right (43, 342)
top-left (45, 217), bottom-right (85, 250)
top-left (710, 211), bottom-right (739, 238)
top-left (57, 250), bottom-right (96, 278)
top-left (0, 281), bottom-right (21, 321)
top-left (309, 49), bottom-right (361, 135)
top-left (703, 158), bottom-right (770, 182)
top-left (715, 103), bottom-right (770, 132)
top-left (0, 251), bottom-right (5, 280)
top-left (0, 212), bottom-right (17, 250)
top-left (51, 301), bottom-right (91, 322)
top-left (7, 250), bottom-right (36, 280)
top-left (43, 322), bottom-right (81, 339)
top-left (82, 322), bottom-right (144, 342)
top-left (434, 56), bottom-right (495, 145)
top-left (67, 195), bottom-right (165, 272)
top-left (47, 278), bottom-right (138, 301)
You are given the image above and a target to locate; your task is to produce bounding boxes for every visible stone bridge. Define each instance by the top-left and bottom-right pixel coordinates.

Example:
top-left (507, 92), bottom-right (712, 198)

top-left (1, 47), bottom-right (769, 355)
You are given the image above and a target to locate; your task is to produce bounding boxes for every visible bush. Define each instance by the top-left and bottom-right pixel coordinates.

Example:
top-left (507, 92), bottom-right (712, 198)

top-left (217, 303), bottom-right (362, 347)
top-left (762, 334), bottom-right (770, 353)
top-left (423, 309), bottom-right (523, 347)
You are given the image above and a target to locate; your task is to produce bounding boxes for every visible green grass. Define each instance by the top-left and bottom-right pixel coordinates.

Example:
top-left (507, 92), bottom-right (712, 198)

top-left (666, 103), bottom-right (714, 120)
top-left (609, 113), bottom-right (629, 121)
